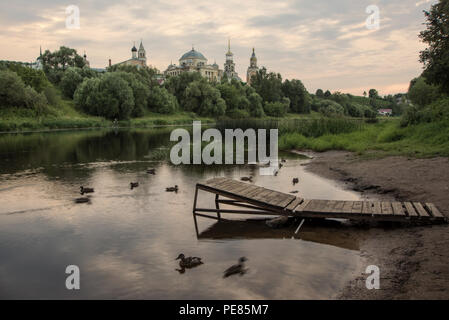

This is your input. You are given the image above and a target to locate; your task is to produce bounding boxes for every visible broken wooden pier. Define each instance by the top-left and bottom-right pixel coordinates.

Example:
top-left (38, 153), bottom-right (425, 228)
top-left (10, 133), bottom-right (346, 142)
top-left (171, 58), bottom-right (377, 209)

top-left (193, 177), bottom-right (446, 223)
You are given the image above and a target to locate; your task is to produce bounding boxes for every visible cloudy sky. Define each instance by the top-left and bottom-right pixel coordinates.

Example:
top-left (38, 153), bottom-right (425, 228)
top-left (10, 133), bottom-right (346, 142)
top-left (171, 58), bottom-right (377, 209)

top-left (0, 0), bottom-right (436, 95)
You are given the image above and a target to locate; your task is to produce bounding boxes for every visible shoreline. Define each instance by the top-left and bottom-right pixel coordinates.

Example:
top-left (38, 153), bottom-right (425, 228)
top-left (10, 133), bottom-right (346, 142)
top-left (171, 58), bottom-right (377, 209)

top-left (302, 150), bottom-right (449, 299)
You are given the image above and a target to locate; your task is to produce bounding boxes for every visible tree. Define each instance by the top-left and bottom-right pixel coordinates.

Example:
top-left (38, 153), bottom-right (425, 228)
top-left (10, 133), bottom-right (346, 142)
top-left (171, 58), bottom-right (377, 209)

top-left (248, 92), bottom-right (264, 117)
top-left (250, 67), bottom-right (283, 103)
top-left (114, 71), bottom-right (150, 117)
top-left (281, 79), bottom-right (311, 113)
top-left (0, 70), bottom-right (48, 113)
top-left (315, 89), bottom-right (324, 98)
top-left (164, 72), bottom-right (203, 107)
top-left (42, 46), bottom-right (86, 84)
top-left (408, 76), bottom-right (440, 107)
top-left (419, 0), bottom-right (449, 92)
top-left (368, 89), bottom-right (379, 99)
top-left (184, 78), bottom-right (226, 116)
top-left (60, 67), bottom-right (84, 98)
top-left (74, 73), bottom-right (134, 120)
top-left (324, 90), bottom-right (332, 98)
top-left (0, 61), bottom-right (50, 93)
top-left (148, 86), bottom-right (178, 114)
top-left (316, 99), bottom-right (345, 116)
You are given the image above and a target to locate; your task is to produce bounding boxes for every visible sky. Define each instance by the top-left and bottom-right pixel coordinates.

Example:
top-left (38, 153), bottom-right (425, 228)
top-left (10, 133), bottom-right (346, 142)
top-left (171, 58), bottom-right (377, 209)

top-left (0, 0), bottom-right (437, 95)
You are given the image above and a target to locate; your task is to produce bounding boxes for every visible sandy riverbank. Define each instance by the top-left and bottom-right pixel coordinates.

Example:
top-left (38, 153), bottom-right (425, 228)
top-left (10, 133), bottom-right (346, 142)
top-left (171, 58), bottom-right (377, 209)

top-left (303, 151), bottom-right (449, 299)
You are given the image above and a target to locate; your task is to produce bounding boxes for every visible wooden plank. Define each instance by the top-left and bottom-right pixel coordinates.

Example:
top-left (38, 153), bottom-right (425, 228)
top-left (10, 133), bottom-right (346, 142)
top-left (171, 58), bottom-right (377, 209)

top-left (265, 192), bottom-right (292, 207)
top-left (362, 201), bottom-right (373, 215)
top-left (244, 186), bottom-right (266, 199)
top-left (331, 200), bottom-right (346, 213)
top-left (285, 197), bottom-right (304, 211)
top-left (251, 188), bottom-right (274, 201)
top-left (413, 202), bottom-right (430, 219)
top-left (392, 202), bottom-right (406, 216)
top-left (341, 201), bottom-right (355, 214)
top-left (277, 196), bottom-right (297, 208)
top-left (237, 185), bottom-right (262, 198)
top-left (325, 200), bottom-right (338, 213)
top-left (351, 201), bottom-right (363, 214)
top-left (425, 203), bottom-right (445, 219)
top-left (294, 199), bottom-right (311, 212)
top-left (403, 202), bottom-right (418, 217)
top-left (381, 202), bottom-right (393, 215)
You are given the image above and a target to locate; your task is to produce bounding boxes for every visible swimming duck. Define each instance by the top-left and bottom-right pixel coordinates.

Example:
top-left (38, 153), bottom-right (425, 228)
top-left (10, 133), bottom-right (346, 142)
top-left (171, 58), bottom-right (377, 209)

top-left (290, 190), bottom-right (299, 194)
top-left (80, 186), bottom-right (94, 195)
top-left (175, 253), bottom-right (203, 268)
top-left (166, 185), bottom-right (179, 192)
top-left (147, 168), bottom-right (156, 175)
top-left (281, 158), bottom-right (287, 163)
top-left (240, 176), bottom-right (252, 182)
top-left (223, 257), bottom-right (248, 278)
top-left (130, 182), bottom-right (139, 189)
top-left (292, 178), bottom-right (299, 185)
top-left (75, 197), bottom-right (90, 204)
top-left (279, 163), bottom-right (283, 169)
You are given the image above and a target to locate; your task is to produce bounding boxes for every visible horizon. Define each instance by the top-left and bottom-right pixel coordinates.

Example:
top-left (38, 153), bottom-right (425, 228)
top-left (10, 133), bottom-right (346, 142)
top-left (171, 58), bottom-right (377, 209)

top-left (0, 0), bottom-right (437, 96)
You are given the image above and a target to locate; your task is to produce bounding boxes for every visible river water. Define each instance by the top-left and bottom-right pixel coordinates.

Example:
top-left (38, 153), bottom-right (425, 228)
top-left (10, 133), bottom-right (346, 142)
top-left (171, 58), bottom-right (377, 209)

top-left (0, 128), bottom-right (362, 299)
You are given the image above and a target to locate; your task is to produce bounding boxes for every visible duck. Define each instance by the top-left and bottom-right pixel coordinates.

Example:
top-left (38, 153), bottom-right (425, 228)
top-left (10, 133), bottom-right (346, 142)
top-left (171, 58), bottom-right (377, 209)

top-left (292, 178), bottom-right (299, 185)
top-left (75, 197), bottom-right (90, 204)
top-left (80, 186), bottom-right (94, 195)
top-left (281, 158), bottom-right (287, 163)
top-left (130, 182), bottom-right (139, 189)
top-left (147, 168), bottom-right (156, 175)
top-left (175, 253), bottom-right (203, 268)
top-left (279, 163), bottom-right (283, 169)
top-left (223, 257), bottom-right (248, 278)
top-left (166, 185), bottom-right (179, 192)
top-left (240, 176), bottom-right (252, 182)
top-left (290, 190), bottom-right (299, 194)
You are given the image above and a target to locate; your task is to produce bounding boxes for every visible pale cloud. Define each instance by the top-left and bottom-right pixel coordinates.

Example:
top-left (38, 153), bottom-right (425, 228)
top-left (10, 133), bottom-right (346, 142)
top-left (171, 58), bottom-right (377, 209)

top-left (0, 0), bottom-right (439, 95)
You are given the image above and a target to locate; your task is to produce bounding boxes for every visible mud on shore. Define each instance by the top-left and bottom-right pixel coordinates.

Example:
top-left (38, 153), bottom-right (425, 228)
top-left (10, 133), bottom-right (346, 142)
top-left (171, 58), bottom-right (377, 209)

top-left (303, 151), bottom-right (449, 299)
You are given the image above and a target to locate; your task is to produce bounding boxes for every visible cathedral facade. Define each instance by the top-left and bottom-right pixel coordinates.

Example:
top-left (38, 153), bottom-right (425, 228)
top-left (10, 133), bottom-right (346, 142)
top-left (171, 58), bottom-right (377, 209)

top-left (223, 40), bottom-right (241, 81)
top-left (164, 47), bottom-right (222, 82)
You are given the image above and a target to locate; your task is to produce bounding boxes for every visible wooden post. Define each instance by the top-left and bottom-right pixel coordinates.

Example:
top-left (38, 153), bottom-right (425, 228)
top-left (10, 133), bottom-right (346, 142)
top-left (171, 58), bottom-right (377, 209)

top-left (192, 185), bottom-right (199, 214)
top-left (215, 194), bottom-right (221, 220)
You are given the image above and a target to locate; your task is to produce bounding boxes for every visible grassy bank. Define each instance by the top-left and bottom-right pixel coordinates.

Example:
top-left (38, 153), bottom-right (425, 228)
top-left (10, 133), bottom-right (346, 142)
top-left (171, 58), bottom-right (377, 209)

top-left (279, 118), bottom-right (449, 157)
top-left (0, 102), bottom-right (214, 132)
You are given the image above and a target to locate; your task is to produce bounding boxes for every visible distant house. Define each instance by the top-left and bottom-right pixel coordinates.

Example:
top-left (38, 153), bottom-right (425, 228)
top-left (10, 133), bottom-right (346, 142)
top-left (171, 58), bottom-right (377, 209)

top-left (378, 108), bottom-right (393, 116)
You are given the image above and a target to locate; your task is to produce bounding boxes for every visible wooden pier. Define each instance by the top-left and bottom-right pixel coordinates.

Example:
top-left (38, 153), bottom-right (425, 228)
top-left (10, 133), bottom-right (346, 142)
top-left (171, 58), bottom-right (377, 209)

top-left (193, 177), bottom-right (446, 223)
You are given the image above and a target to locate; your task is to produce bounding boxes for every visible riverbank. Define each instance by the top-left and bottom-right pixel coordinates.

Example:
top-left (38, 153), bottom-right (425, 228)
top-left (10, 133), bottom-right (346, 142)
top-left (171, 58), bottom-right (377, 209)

top-left (302, 150), bottom-right (449, 299)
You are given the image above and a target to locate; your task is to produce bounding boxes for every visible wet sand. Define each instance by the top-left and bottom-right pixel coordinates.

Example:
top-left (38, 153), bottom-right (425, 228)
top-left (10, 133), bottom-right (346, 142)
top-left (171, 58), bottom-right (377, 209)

top-left (303, 151), bottom-right (449, 299)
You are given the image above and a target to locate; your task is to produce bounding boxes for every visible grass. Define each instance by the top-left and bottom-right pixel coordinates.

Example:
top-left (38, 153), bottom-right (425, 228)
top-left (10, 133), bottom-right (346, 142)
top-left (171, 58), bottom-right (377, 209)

top-left (279, 118), bottom-right (449, 158)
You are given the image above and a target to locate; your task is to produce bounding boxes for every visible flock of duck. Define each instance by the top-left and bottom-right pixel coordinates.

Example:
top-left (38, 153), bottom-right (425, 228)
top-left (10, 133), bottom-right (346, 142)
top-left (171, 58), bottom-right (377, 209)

top-left (175, 254), bottom-right (248, 278)
top-left (74, 168), bottom-right (178, 203)
top-left (240, 158), bottom-right (300, 192)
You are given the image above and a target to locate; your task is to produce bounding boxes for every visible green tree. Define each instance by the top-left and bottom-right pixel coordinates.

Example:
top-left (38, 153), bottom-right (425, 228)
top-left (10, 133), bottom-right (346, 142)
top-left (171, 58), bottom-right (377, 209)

top-left (324, 90), bottom-right (332, 98)
top-left (419, 0), bottom-right (449, 92)
top-left (368, 89), bottom-right (379, 99)
top-left (164, 72), bottom-right (202, 107)
top-left (41, 46), bottom-right (86, 84)
top-left (263, 98), bottom-right (290, 117)
top-left (282, 79), bottom-right (311, 113)
top-left (248, 92), bottom-right (264, 117)
top-left (148, 86), bottom-right (178, 114)
top-left (408, 77), bottom-right (440, 107)
top-left (250, 67), bottom-right (283, 103)
top-left (184, 78), bottom-right (226, 116)
top-left (315, 89), bottom-right (324, 98)
top-left (74, 73), bottom-right (134, 120)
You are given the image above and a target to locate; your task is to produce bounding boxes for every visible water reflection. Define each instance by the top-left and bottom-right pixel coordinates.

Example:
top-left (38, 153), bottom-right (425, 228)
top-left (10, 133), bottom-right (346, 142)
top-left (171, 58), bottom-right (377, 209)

top-left (0, 128), bottom-right (362, 299)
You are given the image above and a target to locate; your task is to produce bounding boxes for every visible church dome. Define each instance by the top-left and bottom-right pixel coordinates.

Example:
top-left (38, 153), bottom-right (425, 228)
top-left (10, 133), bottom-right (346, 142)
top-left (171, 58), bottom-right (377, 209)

top-left (180, 48), bottom-right (206, 61)
top-left (131, 45), bottom-right (137, 52)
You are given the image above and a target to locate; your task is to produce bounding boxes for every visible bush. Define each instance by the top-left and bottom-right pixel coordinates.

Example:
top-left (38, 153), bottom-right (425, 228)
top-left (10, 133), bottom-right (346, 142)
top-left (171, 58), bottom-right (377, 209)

top-left (316, 99), bottom-right (345, 116)
top-left (184, 79), bottom-right (226, 117)
top-left (264, 99), bottom-right (289, 117)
